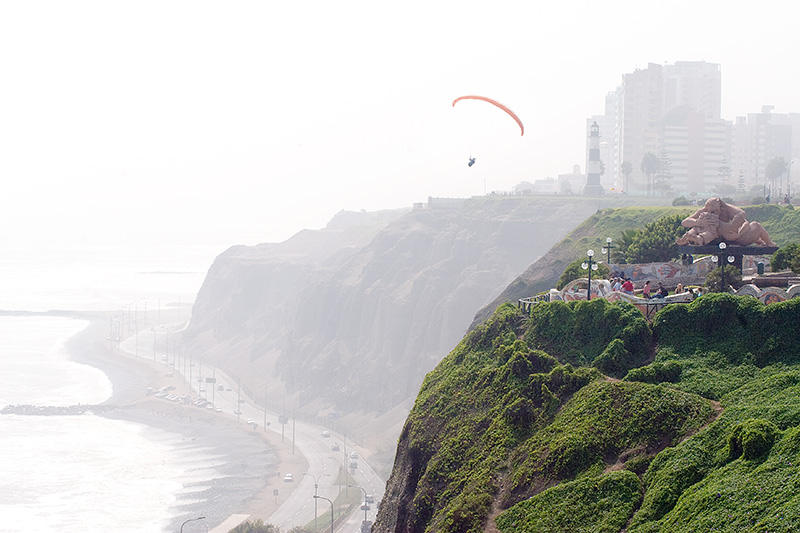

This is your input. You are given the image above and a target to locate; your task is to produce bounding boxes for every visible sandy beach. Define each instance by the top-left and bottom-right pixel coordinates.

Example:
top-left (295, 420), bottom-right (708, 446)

top-left (67, 312), bottom-right (308, 532)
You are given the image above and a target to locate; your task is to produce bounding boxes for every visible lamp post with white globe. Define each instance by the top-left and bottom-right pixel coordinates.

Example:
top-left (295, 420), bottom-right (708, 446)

top-left (711, 242), bottom-right (735, 292)
top-left (601, 237), bottom-right (615, 265)
top-left (581, 249), bottom-right (599, 301)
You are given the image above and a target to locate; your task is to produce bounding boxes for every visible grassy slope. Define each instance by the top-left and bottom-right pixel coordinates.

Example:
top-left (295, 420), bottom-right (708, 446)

top-left (380, 204), bottom-right (800, 533)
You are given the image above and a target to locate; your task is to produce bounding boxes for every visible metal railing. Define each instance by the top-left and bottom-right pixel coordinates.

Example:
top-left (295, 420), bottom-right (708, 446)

top-left (518, 293), bottom-right (551, 314)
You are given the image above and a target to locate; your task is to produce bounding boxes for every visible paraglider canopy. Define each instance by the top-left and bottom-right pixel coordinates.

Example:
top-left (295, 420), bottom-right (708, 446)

top-left (452, 95), bottom-right (524, 136)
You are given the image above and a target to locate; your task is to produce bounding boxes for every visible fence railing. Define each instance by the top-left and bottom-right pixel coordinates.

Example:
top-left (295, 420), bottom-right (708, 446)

top-left (518, 293), bottom-right (551, 314)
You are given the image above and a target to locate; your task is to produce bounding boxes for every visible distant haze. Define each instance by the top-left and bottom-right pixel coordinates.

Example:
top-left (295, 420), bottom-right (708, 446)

top-left (1, 1), bottom-right (797, 248)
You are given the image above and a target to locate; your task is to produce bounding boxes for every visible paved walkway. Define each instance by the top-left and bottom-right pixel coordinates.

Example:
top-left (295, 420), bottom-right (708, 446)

top-left (208, 514), bottom-right (250, 532)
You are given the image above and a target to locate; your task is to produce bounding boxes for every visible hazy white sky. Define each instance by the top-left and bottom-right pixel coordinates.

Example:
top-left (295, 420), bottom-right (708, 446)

top-left (2, 1), bottom-right (799, 247)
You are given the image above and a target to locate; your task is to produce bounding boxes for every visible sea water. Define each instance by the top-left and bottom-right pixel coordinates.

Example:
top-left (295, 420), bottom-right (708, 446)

top-left (0, 243), bottom-right (230, 532)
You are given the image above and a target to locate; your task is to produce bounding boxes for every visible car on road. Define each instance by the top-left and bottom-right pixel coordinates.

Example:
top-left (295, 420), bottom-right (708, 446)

top-left (360, 502), bottom-right (370, 511)
top-left (321, 430), bottom-right (330, 437)
top-left (365, 494), bottom-right (374, 503)
top-left (217, 384), bottom-right (224, 391)
top-left (234, 410), bottom-right (241, 415)
top-left (246, 418), bottom-right (254, 424)
top-left (349, 460), bottom-right (358, 469)
top-left (283, 473), bottom-right (293, 482)
top-left (331, 443), bottom-right (340, 451)
top-left (350, 451), bottom-right (358, 459)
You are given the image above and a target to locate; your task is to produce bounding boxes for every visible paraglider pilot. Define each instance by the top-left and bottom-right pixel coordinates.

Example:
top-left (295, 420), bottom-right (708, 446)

top-left (468, 157), bottom-right (476, 167)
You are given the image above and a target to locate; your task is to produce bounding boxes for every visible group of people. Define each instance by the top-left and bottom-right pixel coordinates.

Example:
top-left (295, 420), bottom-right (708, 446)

top-left (610, 276), bottom-right (635, 294)
top-left (610, 274), bottom-right (671, 299)
top-left (641, 280), bottom-right (669, 299)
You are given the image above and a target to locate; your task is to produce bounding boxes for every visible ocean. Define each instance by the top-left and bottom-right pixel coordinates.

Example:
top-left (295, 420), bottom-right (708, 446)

top-left (0, 243), bottom-right (245, 532)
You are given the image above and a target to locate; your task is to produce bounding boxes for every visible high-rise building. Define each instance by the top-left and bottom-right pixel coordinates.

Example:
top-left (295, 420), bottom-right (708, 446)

top-left (730, 106), bottom-right (795, 196)
top-left (592, 61), bottom-right (724, 196)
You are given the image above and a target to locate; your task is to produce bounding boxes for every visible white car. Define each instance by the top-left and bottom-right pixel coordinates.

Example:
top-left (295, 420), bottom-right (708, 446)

top-left (283, 473), bottom-right (293, 482)
top-left (246, 418), bottom-right (254, 424)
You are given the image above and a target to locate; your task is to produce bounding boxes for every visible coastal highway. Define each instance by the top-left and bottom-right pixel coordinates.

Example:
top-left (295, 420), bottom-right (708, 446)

top-left (118, 322), bottom-right (385, 532)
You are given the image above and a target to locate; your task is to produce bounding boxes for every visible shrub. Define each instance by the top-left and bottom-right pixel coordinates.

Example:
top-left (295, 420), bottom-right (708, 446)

top-left (771, 242), bottom-right (800, 273)
top-left (727, 418), bottom-right (780, 461)
top-left (230, 520), bottom-right (280, 533)
top-left (496, 470), bottom-right (641, 533)
top-left (704, 265), bottom-right (743, 292)
top-left (623, 361), bottom-right (682, 384)
top-left (672, 196), bottom-right (690, 206)
top-left (652, 294), bottom-right (762, 359)
top-left (525, 299), bottom-right (652, 375)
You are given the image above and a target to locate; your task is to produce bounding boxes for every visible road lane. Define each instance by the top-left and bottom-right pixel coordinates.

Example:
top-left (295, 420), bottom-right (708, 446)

top-left (119, 321), bottom-right (385, 531)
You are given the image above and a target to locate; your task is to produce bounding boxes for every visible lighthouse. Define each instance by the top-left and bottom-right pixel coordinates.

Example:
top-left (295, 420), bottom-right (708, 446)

top-left (583, 121), bottom-right (604, 196)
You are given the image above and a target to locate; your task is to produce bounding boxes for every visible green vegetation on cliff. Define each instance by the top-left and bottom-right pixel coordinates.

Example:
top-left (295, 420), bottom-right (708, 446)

top-left (378, 294), bottom-right (800, 533)
top-left (475, 202), bottom-right (800, 326)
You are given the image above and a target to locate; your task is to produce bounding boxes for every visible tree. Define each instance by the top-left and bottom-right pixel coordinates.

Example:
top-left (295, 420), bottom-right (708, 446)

top-left (655, 150), bottom-right (674, 196)
top-left (621, 160), bottom-right (633, 194)
top-left (766, 157), bottom-right (788, 199)
top-left (640, 152), bottom-right (660, 197)
top-left (772, 243), bottom-right (800, 273)
top-left (624, 214), bottom-right (685, 263)
top-left (737, 168), bottom-right (746, 194)
top-left (616, 228), bottom-right (640, 262)
top-left (557, 257), bottom-right (610, 290)
top-left (513, 181), bottom-right (534, 195)
top-left (705, 265), bottom-right (743, 293)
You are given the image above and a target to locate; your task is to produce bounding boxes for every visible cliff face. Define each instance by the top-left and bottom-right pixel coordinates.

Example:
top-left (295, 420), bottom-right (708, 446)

top-left (184, 197), bottom-right (602, 420)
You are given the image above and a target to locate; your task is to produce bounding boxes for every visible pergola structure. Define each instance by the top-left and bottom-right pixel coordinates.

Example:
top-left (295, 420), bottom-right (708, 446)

top-left (676, 244), bottom-right (778, 273)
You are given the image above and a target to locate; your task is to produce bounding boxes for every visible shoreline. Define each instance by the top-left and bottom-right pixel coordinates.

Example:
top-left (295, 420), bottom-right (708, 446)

top-left (65, 311), bottom-right (308, 531)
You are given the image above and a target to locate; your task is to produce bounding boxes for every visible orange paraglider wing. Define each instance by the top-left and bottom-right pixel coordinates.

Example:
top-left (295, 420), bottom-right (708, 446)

top-left (452, 95), bottom-right (524, 136)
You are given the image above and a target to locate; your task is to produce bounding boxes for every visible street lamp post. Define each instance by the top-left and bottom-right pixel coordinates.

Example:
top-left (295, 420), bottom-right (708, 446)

top-left (314, 495), bottom-right (334, 533)
top-left (711, 242), bottom-right (735, 292)
top-left (581, 249), bottom-right (599, 301)
top-left (306, 473), bottom-right (330, 533)
top-left (601, 237), bottom-right (615, 265)
top-left (180, 516), bottom-right (205, 532)
top-left (349, 484), bottom-right (369, 527)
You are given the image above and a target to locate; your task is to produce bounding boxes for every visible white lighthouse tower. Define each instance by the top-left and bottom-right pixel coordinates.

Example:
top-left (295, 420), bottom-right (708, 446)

top-left (583, 121), bottom-right (604, 196)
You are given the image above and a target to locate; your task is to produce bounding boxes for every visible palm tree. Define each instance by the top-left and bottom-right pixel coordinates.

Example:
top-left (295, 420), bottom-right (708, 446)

top-left (621, 160), bottom-right (632, 194)
top-left (640, 152), bottom-right (660, 197)
top-left (766, 157), bottom-right (787, 200)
